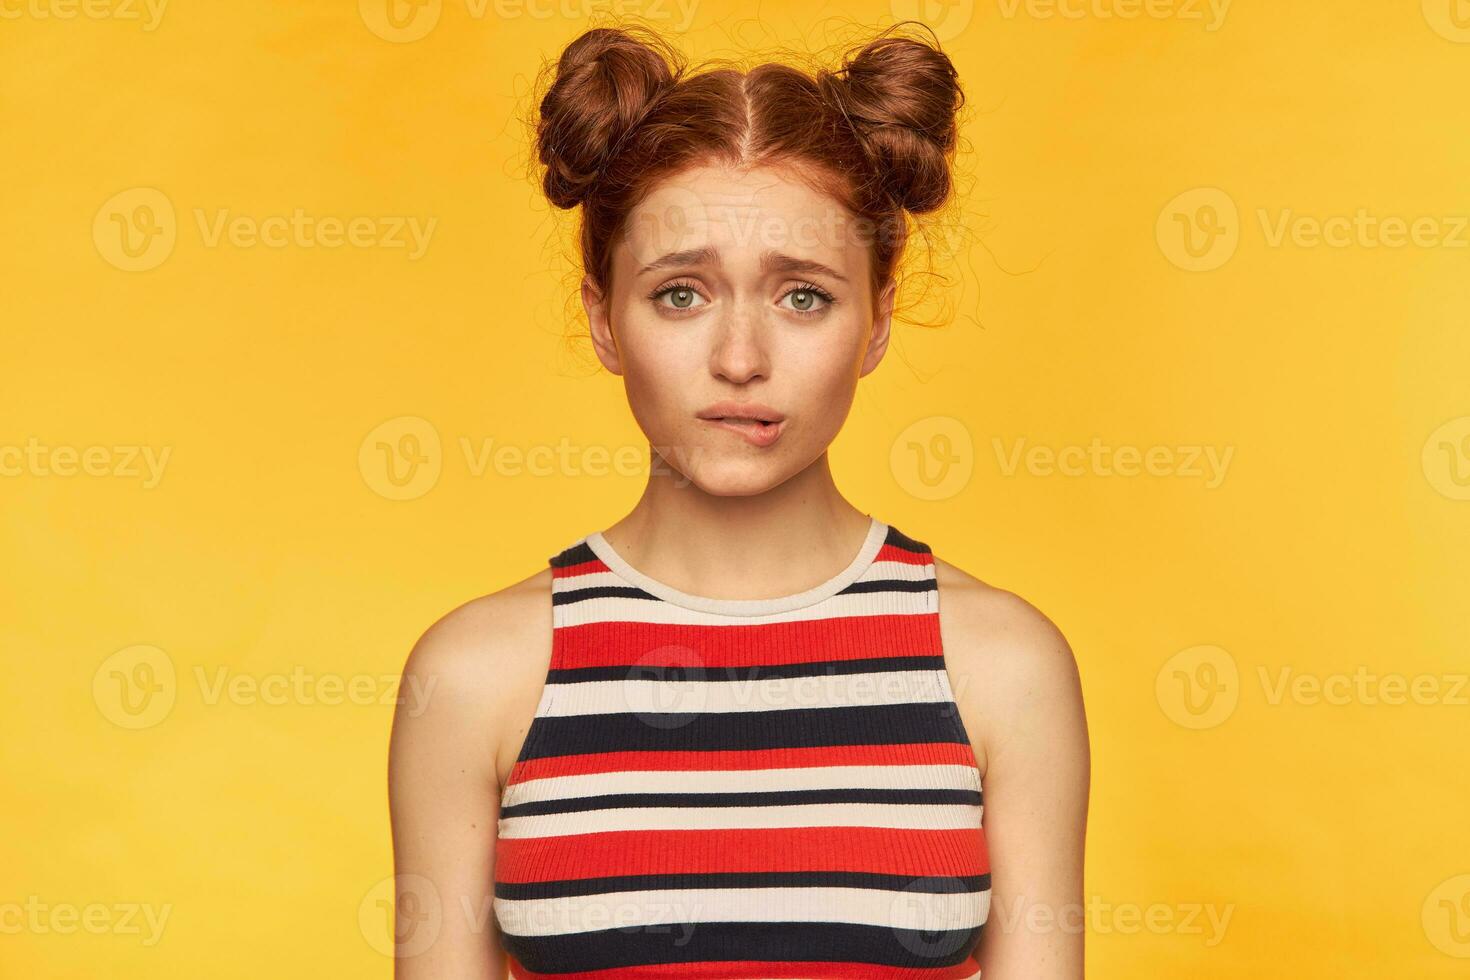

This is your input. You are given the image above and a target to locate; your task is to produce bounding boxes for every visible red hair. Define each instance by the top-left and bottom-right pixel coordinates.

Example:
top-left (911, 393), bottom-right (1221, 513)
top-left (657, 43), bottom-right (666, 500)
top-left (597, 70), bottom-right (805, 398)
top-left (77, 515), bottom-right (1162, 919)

top-left (531, 22), bottom-right (965, 306)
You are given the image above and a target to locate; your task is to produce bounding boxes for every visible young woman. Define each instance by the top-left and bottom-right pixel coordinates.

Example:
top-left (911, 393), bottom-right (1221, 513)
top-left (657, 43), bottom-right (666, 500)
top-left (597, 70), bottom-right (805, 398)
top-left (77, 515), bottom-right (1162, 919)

top-left (389, 23), bottom-right (1089, 979)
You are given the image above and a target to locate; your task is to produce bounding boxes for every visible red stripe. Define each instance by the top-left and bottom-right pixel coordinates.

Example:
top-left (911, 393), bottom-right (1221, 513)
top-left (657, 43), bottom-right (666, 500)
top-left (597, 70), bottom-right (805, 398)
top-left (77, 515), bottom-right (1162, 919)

top-left (508, 742), bottom-right (978, 785)
top-left (511, 959), bottom-right (976, 980)
top-left (496, 826), bottom-right (989, 881)
top-left (874, 541), bottom-right (932, 566)
top-left (552, 614), bottom-right (941, 670)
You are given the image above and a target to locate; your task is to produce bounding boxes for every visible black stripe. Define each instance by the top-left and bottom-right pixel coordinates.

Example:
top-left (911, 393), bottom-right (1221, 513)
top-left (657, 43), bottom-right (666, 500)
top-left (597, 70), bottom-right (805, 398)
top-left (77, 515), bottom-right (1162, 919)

top-left (884, 524), bottom-right (931, 555)
top-left (545, 654), bottom-right (947, 685)
top-left (551, 584), bottom-right (659, 606)
top-left (500, 787), bottom-right (982, 818)
top-left (549, 542), bottom-right (597, 568)
top-left (497, 871), bottom-right (991, 900)
top-left (500, 919), bottom-right (984, 972)
top-left (836, 577), bottom-right (936, 597)
top-left (517, 702), bottom-right (969, 760)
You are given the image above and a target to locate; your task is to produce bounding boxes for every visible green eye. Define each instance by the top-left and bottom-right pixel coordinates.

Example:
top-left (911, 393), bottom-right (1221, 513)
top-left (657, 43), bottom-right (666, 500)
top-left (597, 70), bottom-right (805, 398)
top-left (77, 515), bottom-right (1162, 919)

top-left (781, 284), bottom-right (835, 315)
top-left (652, 283), bottom-right (705, 311)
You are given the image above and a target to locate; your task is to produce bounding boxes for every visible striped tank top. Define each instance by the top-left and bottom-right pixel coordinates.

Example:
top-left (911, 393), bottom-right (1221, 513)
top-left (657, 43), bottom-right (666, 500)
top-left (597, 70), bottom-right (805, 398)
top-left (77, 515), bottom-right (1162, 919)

top-left (494, 514), bottom-right (991, 978)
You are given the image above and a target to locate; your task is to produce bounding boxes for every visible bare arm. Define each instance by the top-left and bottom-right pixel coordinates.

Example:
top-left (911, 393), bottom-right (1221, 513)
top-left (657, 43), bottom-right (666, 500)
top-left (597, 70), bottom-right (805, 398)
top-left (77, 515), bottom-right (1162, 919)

top-left (387, 602), bottom-right (509, 979)
top-left (937, 563), bottom-right (1091, 979)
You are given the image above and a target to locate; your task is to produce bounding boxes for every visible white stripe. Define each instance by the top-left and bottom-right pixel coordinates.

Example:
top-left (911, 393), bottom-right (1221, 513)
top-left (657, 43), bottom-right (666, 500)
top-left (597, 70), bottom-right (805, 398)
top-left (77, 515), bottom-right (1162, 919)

top-left (503, 763), bottom-right (982, 807)
top-left (497, 802), bottom-right (982, 839)
top-left (535, 670), bottom-right (953, 717)
top-left (495, 884), bottom-right (990, 937)
top-left (554, 587), bottom-right (933, 628)
top-left (555, 558), bottom-right (928, 601)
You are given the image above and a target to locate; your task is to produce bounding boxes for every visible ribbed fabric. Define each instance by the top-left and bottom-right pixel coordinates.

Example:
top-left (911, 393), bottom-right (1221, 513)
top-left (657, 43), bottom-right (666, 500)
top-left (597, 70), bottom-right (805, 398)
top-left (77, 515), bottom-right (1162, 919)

top-left (494, 515), bottom-right (990, 979)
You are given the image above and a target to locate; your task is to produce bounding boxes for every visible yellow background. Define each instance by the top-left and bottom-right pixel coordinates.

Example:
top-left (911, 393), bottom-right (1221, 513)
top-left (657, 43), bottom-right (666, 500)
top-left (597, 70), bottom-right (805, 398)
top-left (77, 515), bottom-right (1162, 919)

top-left (4, 0), bottom-right (1468, 976)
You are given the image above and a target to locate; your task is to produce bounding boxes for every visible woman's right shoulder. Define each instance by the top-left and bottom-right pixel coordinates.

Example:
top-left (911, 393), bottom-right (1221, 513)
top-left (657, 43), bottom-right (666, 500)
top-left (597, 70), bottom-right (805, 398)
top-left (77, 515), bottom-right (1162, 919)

top-left (394, 565), bottom-right (555, 728)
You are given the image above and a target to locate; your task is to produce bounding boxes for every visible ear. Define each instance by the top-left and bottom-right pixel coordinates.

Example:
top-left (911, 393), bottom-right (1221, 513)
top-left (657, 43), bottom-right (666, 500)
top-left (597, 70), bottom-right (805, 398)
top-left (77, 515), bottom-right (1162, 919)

top-left (859, 277), bottom-right (896, 378)
top-left (582, 274), bottom-right (624, 376)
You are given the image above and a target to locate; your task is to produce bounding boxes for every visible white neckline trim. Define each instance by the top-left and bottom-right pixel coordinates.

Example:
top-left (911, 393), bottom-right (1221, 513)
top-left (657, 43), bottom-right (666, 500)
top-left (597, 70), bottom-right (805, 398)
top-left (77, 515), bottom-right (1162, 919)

top-left (583, 515), bottom-right (889, 617)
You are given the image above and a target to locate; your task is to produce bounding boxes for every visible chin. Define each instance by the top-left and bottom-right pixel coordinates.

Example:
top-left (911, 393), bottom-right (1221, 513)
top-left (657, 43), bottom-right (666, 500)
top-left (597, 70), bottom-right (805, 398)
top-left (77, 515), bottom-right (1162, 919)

top-left (654, 453), bottom-right (794, 497)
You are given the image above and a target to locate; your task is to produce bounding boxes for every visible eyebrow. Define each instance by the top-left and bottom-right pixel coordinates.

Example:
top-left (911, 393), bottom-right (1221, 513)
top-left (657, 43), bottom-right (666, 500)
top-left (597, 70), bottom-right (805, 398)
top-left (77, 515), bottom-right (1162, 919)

top-left (637, 247), bottom-right (849, 283)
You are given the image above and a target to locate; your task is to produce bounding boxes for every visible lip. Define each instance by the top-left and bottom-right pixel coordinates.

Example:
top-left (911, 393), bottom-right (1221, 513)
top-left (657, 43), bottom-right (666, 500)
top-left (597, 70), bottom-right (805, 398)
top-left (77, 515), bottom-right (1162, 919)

top-left (701, 416), bottom-right (785, 447)
top-left (697, 401), bottom-right (786, 424)
top-left (696, 401), bottom-right (787, 448)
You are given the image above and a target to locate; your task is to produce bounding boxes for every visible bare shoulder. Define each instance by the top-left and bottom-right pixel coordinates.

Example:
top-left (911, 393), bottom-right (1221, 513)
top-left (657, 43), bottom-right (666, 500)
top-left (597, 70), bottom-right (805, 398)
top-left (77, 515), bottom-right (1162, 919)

top-left (931, 554), bottom-right (1087, 777)
top-left (392, 565), bottom-right (554, 788)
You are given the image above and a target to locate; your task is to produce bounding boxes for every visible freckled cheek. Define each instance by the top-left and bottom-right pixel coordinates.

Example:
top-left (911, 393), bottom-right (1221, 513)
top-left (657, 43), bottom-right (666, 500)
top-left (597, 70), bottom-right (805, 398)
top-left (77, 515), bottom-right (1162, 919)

top-left (787, 358), bottom-right (860, 437)
top-left (618, 339), bottom-right (701, 435)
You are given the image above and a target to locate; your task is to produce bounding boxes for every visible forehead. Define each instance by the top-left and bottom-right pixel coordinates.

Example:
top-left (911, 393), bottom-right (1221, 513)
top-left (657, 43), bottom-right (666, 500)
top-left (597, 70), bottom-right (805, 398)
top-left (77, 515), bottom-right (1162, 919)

top-left (618, 164), bottom-right (868, 272)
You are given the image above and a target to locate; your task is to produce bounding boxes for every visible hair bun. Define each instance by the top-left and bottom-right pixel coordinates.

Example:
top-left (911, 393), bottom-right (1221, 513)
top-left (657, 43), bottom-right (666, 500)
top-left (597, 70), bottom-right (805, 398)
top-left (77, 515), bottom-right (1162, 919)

top-left (820, 29), bottom-right (964, 214)
top-left (536, 27), bottom-right (681, 210)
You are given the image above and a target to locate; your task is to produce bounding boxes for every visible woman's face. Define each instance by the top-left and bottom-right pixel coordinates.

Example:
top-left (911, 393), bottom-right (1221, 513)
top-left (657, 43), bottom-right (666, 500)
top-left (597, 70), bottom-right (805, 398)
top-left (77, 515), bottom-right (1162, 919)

top-left (584, 163), bottom-right (895, 496)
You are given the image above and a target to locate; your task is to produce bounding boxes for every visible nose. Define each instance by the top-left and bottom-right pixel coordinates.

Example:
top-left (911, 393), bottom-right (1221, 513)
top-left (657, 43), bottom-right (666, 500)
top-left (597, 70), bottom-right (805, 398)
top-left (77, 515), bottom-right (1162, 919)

top-left (708, 300), bottom-right (770, 384)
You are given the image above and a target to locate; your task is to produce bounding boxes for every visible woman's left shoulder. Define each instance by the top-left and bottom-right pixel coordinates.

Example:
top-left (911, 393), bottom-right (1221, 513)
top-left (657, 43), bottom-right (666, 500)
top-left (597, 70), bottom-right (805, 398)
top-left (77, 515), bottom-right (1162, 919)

top-left (930, 554), bottom-right (1077, 673)
top-left (929, 553), bottom-right (1088, 769)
